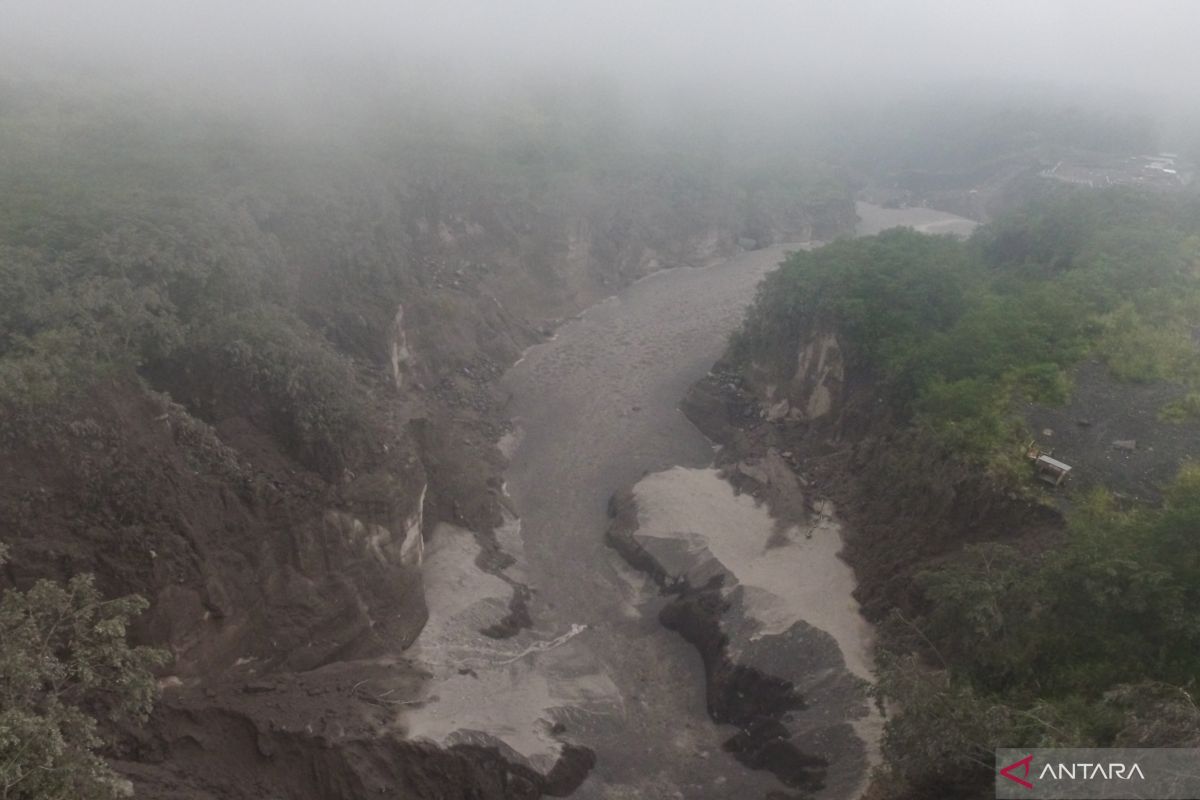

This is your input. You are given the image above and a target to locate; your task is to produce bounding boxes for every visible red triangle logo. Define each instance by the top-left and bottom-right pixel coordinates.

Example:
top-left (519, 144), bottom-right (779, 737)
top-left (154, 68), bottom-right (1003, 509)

top-left (1000, 754), bottom-right (1034, 789)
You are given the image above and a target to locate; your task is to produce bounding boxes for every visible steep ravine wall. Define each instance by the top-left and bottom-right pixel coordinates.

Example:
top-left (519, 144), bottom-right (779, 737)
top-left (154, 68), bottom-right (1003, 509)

top-left (0, 182), bottom-right (855, 798)
top-left (669, 309), bottom-right (1075, 800)
top-left (605, 486), bottom-right (869, 798)
top-left (683, 320), bottom-right (1065, 625)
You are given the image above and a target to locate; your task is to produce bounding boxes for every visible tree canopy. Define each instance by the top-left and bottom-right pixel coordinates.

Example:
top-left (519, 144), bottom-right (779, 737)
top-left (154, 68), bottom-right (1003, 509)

top-left (0, 546), bottom-right (168, 800)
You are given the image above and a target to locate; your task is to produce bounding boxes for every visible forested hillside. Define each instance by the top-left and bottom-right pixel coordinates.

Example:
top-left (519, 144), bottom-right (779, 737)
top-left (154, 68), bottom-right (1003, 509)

top-left (726, 188), bottom-right (1200, 797)
top-left (0, 69), bottom-right (854, 798)
top-left (738, 191), bottom-right (1200, 471)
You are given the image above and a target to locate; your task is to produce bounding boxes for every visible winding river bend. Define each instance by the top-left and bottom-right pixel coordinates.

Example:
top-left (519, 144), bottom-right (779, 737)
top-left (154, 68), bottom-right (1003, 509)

top-left (409, 203), bottom-right (976, 799)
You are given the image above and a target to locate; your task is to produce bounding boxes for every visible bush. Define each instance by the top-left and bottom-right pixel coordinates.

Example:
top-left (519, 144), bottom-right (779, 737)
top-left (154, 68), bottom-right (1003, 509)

top-left (188, 308), bottom-right (376, 472)
top-left (0, 544), bottom-right (169, 800)
top-left (1160, 392), bottom-right (1200, 423)
top-left (874, 468), bottom-right (1200, 792)
top-left (1096, 305), bottom-right (1198, 384)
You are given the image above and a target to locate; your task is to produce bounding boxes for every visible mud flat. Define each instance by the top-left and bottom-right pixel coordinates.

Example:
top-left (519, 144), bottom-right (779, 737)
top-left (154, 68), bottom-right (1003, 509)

top-left (399, 517), bottom-right (610, 793)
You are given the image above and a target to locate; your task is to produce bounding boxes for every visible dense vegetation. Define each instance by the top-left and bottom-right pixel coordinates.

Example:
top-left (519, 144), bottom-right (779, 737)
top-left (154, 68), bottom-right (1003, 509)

top-left (0, 545), bottom-right (168, 800)
top-left (0, 79), bottom-right (376, 471)
top-left (734, 188), bottom-right (1200, 795)
top-left (0, 80), bottom-right (842, 485)
top-left (0, 72), bottom-right (851, 463)
top-left (880, 469), bottom-right (1200, 794)
top-left (736, 189), bottom-right (1200, 478)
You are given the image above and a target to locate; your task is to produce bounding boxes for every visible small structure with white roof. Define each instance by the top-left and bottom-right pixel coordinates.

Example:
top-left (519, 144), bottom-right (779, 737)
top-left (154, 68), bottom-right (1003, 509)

top-left (1034, 454), bottom-right (1072, 487)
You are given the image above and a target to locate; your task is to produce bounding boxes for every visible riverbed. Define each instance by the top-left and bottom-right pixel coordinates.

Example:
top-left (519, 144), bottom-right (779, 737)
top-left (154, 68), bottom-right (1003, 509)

top-left (406, 202), bottom-right (977, 798)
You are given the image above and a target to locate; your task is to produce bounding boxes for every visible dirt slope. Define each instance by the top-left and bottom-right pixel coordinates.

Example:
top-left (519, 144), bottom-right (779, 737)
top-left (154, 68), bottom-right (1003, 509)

top-left (0, 167), bottom-right (854, 797)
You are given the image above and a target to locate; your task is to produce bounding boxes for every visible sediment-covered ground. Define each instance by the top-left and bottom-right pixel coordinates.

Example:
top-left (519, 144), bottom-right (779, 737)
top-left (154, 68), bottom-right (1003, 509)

top-left (500, 244), bottom-right (806, 799)
top-left (434, 204), bottom-right (975, 798)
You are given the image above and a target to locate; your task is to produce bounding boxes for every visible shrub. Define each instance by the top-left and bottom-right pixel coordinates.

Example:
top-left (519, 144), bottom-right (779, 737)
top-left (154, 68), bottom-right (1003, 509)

top-left (189, 308), bottom-right (375, 471)
top-left (0, 544), bottom-right (169, 800)
top-left (1160, 393), bottom-right (1200, 423)
top-left (1096, 305), bottom-right (1198, 384)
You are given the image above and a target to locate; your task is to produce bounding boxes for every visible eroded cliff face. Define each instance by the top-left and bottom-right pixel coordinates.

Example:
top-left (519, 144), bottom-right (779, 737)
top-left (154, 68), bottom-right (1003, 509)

top-left (582, 281), bottom-right (894, 798)
top-left (752, 330), bottom-right (848, 424)
top-left (605, 468), bottom-right (875, 799)
top-left (1, 380), bottom-right (428, 677)
top-left (684, 318), bottom-right (1062, 626)
top-left (0, 177), bottom-right (855, 798)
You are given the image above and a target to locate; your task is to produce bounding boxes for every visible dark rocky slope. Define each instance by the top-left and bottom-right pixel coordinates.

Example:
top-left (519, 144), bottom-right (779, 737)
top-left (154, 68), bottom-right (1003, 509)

top-left (605, 478), bottom-right (871, 798)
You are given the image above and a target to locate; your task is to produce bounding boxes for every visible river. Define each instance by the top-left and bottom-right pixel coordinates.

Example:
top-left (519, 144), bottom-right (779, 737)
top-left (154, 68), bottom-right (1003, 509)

top-left (404, 202), bottom-right (977, 798)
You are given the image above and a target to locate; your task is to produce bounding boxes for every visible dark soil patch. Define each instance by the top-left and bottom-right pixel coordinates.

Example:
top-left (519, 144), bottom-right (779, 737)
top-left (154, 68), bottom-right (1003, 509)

top-left (1025, 360), bottom-right (1200, 503)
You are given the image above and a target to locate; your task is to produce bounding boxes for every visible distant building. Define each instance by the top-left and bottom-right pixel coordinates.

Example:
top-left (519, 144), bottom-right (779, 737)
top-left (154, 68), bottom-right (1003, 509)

top-left (1042, 151), bottom-right (1192, 191)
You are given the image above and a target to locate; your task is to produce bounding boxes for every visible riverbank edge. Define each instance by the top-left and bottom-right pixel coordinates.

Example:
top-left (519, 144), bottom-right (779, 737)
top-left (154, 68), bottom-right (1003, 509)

top-left (673, 337), bottom-right (1069, 795)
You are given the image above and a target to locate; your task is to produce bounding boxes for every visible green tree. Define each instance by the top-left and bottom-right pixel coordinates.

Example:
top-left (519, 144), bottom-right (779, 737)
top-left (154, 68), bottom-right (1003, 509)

top-left (0, 544), bottom-right (169, 800)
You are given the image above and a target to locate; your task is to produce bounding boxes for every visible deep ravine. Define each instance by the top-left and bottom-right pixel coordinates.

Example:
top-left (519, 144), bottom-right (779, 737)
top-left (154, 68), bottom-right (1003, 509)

top-left (402, 203), bottom-right (976, 799)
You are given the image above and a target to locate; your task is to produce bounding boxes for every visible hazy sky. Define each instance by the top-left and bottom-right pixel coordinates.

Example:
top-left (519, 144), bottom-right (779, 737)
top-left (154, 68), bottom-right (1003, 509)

top-left (3, 1), bottom-right (1198, 101)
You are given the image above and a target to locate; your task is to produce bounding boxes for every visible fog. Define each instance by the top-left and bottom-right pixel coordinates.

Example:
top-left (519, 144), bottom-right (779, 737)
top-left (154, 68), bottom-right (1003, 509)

top-left (5, 1), bottom-right (1199, 101)
top-left (2, 1), bottom-right (1198, 170)
top-left (3, 4), bottom-right (1200, 800)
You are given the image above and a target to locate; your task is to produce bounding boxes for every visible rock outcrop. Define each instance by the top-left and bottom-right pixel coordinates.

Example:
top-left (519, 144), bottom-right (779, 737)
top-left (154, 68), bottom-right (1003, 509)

top-left (684, 311), bottom-right (1063, 625)
top-left (605, 466), bottom-right (875, 799)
